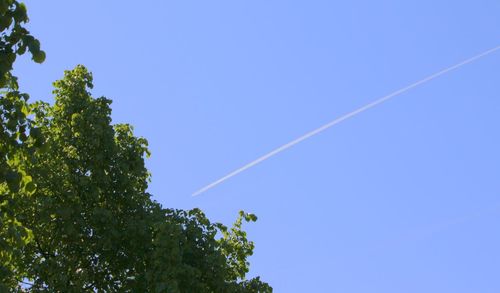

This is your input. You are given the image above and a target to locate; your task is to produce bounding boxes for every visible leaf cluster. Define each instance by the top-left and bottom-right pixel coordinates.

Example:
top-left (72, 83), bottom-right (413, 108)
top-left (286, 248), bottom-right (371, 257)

top-left (0, 1), bottom-right (44, 289)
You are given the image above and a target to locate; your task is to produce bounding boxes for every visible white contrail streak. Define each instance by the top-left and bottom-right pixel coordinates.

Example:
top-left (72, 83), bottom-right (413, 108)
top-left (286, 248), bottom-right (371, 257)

top-left (192, 45), bottom-right (500, 197)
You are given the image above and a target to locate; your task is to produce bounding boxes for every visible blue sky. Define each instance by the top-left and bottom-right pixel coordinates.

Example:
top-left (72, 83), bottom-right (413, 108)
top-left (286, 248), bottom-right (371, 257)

top-left (16, 1), bottom-right (500, 292)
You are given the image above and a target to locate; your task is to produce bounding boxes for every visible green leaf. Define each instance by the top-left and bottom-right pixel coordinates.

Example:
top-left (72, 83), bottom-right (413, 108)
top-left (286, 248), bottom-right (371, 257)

top-left (32, 50), bottom-right (45, 63)
top-left (0, 15), bottom-right (12, 30)
top-left (21, 104), bottom-right (29, 116)
top-left (24, 181), bottom-right (36, 194)
top-left (5, 170), bottom-right (21, 191)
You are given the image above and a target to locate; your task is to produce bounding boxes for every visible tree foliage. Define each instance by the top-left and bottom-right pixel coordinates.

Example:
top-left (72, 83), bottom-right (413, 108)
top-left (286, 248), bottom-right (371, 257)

top-left (0, 2), bottom-right (271, 292)
top-left (10, 66), bottom-right (271, 292)
top-left (0, 0), bottom-right (45, 289)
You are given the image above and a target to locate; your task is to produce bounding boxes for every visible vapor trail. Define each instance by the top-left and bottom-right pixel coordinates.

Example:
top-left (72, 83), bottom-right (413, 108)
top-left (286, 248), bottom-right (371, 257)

top-left (192, 45), bottom-right (500, 197)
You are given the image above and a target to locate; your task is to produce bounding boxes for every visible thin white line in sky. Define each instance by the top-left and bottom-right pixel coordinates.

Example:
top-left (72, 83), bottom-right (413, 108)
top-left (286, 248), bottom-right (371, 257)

top-left (192, 45), bottom-right (500, 197)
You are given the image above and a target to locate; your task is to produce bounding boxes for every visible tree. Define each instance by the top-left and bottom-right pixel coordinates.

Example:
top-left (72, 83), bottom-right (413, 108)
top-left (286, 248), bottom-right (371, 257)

top-left (0, 0), bottom-right (45, 289)
top-left (13, 66), bottom-right (271, 292)
top-left (0, 3), bottom-right (271, 291)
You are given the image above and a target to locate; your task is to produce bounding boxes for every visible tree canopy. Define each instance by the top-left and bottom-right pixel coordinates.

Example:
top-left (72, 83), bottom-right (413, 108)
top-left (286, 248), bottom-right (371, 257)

top-left (0, 2), bottom-right (271, 292)
top-left (0, 0), bottom-right (45, 289)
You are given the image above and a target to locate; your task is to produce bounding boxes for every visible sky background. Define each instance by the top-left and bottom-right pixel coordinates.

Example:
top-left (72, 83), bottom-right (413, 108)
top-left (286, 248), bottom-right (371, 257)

top-left (15, 1), bottom-right (500, 292)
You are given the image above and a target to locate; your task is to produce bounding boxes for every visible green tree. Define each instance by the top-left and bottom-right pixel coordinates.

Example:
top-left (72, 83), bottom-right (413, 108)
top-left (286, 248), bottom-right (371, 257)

top-left (0, 2), bottom-right (270, 290)
top-left (0, 0), bottom-right (45, 289)
top-left (12, 66), bottom-right (271, 292)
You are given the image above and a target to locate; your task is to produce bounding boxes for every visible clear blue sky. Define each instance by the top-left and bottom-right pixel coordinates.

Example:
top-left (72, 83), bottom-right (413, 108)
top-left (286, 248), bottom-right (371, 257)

top-left (16, 1), bottom-right (500, 292)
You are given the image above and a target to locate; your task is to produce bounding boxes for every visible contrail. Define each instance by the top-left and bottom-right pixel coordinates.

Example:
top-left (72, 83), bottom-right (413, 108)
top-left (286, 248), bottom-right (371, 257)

top-left (192, 45), bottom-right (500, 197)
